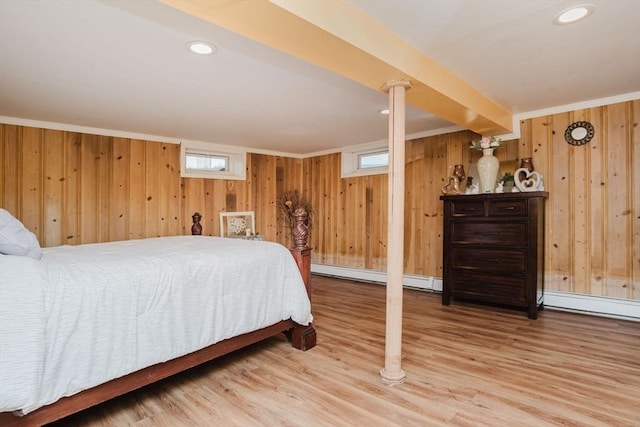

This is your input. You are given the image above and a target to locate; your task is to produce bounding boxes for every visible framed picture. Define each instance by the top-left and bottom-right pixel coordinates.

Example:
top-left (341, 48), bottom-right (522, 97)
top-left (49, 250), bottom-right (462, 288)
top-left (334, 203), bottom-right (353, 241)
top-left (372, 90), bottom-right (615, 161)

top-left (219, 211), bottom-right (256, 238)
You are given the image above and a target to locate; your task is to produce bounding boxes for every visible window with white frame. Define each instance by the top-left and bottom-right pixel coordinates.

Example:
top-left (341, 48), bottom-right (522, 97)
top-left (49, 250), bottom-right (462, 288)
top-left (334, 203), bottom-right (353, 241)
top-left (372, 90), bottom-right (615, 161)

top-left (358, 150), bottom-right (389, 169)
top-left (185, 152), bottom-right (229, 172)
top-left (342, 142), bottom-right (389, 178)
top-left (180, 141), bottom-right (246, 180)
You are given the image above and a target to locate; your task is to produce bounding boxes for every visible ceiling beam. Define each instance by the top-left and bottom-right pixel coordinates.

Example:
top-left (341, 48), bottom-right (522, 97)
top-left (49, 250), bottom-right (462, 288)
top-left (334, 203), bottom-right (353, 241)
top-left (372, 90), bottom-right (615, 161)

top-left (160, 0), bottom-right (512, 135)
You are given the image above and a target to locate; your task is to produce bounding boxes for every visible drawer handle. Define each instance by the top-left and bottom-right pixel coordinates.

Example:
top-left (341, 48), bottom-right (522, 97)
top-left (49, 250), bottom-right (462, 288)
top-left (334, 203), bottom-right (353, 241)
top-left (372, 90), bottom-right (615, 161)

top-left (461, 208), bottom-right (478, 212)
top-left (475, 232), bottom-right (500, 236)
top-left (501, 206), bottom-right (516, 210)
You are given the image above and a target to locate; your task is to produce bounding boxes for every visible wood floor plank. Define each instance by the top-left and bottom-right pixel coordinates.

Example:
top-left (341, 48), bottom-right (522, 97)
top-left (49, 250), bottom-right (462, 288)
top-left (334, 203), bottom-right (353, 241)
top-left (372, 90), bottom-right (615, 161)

top-left (48, 275), bottom-right (640, 427)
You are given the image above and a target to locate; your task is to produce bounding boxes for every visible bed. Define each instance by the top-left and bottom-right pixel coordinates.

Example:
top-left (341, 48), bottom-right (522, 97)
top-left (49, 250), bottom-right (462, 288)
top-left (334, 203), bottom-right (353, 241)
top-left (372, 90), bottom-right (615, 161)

top-left (0, 209), bottom-right (315, 426)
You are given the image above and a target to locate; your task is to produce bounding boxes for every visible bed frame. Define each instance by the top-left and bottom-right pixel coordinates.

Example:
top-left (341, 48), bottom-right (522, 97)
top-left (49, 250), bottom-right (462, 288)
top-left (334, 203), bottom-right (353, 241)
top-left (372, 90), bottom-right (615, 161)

top-left (0, 217), bottom-right (316, 426)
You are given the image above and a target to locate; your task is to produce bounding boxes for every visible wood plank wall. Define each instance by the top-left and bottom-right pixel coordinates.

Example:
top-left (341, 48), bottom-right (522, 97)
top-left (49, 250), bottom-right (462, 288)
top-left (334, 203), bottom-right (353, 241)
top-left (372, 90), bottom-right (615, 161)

top-left (1, 98), bottom-right (637, 300)
top-left (305, 101), bottom-right (638, 300)
top-left (304, 131), bottom-right (489, 275)
top-left (519, 99), bottom-right (639, 300)
top-left (0, 125), bottom-right (301, 247)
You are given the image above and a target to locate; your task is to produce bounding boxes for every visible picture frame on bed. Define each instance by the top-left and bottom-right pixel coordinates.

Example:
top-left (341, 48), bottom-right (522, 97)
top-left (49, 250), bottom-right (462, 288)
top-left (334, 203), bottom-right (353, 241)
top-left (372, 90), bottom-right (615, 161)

top-left (219, 211), bottom-right (256, 238)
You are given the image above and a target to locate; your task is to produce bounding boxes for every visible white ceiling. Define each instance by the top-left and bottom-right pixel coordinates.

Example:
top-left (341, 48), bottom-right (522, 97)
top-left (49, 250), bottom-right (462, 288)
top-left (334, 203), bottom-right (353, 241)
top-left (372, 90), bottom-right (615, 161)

top-left (0, 0), bottom-right (638, 155)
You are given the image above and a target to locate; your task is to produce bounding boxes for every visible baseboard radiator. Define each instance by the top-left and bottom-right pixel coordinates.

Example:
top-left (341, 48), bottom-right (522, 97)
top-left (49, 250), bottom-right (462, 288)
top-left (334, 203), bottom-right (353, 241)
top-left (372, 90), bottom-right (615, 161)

top-left (311, 263), bottom-right (640, 322)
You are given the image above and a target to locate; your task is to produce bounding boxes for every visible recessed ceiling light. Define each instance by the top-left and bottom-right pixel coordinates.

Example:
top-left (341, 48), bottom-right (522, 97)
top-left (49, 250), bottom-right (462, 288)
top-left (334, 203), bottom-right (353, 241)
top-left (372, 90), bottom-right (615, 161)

top-left (187, 41), bottom-right (217, 55)
top-left (554, 5), bottom-right (594, 25)
top-left (378, 108), bottom-right (390, 115)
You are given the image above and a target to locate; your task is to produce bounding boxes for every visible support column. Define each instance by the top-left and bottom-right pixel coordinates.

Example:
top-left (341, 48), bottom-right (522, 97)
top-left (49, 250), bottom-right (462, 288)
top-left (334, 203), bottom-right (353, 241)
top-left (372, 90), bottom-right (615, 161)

top-left (380, 80), bottom-right (411, 385)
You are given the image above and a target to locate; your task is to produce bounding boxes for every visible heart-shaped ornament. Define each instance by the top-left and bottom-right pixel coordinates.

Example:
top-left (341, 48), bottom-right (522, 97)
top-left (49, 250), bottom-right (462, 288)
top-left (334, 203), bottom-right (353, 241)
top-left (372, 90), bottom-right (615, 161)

top-left (514, 168), bottom-right (544, 192)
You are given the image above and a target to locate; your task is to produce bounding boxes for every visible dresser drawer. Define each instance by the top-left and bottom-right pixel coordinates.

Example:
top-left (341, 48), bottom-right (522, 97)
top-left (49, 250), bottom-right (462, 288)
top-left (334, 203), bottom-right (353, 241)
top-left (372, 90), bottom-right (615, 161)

top-left (488, 199), bottom-right (527, 217)
top-left (452, 222), bottom-right (527, 246)
top-left (451, 247), bottom-right (526, 272)
top-left (450, 271), bottom-right (526, 305)
top-left (451, 200), bottom-right (484, 217)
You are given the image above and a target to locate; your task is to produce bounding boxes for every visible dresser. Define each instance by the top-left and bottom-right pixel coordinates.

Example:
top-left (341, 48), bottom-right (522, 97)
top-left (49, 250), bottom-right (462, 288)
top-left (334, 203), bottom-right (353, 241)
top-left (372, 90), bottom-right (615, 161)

top-left (440, 192), bottom-right (548, 319)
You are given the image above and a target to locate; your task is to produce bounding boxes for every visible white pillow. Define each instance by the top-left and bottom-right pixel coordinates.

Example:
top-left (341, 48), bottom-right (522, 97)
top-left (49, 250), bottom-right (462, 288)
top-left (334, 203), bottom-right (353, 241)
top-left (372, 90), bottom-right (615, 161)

top-left (0, 209), bottom-right (42, 260)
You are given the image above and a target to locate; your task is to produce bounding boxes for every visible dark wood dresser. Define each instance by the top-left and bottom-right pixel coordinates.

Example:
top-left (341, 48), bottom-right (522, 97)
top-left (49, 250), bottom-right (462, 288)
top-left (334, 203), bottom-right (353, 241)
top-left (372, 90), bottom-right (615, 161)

top-left (440, 192), bottom-right (548, 319)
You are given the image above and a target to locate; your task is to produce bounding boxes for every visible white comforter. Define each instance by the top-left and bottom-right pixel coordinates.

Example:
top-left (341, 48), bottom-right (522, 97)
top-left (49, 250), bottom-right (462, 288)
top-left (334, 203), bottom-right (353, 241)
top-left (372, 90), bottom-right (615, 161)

top-left (0, 236), bottom-right (312, 415)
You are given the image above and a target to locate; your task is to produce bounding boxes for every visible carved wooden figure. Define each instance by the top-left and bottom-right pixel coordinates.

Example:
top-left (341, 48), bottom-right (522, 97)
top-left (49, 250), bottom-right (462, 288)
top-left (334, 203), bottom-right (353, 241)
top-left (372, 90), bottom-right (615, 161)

top-left (191, 212), bottom-right (202, 235)
top-left (292, 208), bottom-right (309, 249)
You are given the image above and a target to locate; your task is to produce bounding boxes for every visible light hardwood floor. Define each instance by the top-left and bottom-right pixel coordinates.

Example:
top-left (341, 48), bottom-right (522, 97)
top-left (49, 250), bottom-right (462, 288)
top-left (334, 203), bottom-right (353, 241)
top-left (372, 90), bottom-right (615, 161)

top-left (50, 275), bottom-right (640, 426)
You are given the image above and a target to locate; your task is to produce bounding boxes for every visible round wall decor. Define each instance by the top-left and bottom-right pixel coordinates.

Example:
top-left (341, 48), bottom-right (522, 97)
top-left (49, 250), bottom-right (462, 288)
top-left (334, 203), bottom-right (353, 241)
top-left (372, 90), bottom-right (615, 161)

top-left (564, 121), bottom-right (594, 146)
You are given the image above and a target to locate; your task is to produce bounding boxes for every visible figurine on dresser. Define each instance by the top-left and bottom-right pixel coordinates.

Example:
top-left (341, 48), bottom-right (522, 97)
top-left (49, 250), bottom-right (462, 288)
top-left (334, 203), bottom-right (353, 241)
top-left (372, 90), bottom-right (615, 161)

top-left (514, 168), bottom-right (545, 192)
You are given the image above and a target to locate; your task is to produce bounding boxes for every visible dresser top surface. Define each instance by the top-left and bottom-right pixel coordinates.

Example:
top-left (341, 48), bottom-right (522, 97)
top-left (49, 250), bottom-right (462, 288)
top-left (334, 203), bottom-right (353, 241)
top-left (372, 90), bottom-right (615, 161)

top-left (440, 191), bottom-right (548, 201)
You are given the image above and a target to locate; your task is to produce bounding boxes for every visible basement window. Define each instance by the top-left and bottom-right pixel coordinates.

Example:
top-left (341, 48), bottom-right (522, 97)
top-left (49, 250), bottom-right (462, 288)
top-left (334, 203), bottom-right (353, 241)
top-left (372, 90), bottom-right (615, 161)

top-left (180, 141), bottom-right (246, 180)
top-left (185, 152), bottom-right (228, 172)
top-left (342, 143), bottom-right (388, 178)
top-left (358, 151), bottom-right (389, 169)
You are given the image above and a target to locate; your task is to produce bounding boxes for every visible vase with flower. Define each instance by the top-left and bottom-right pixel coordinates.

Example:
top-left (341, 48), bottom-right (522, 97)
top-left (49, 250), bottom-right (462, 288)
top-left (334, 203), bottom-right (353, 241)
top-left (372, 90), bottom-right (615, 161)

top-left (470, 136), bottom-right (502, 193)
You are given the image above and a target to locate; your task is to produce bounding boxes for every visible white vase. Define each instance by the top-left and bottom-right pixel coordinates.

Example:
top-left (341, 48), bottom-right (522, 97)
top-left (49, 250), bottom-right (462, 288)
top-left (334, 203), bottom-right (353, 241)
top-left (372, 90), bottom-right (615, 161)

top-left (477, 148), bottom-right (499, 193)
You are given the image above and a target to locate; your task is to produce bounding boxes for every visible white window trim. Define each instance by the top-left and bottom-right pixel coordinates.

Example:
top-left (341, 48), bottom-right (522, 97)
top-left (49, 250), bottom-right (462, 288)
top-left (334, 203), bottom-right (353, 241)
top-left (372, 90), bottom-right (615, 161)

top-left (180, 140), bottom-right (246, 180)
top-left (341, 141), bottom-right (388, 178)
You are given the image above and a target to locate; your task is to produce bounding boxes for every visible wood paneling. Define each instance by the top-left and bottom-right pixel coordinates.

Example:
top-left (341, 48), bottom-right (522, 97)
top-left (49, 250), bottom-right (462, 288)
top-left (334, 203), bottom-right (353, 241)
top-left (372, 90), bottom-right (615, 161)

top-left (21, 127), bottom-right (42, 238)
top-left (64, 133), bottom-right (81, 245)
top-left (0, 125), bottom-right (299, 248)
top-left (1, 99), bottom-right (637, 300)
top-left (128, 139), bottom-right (146, 240)
top-left (519, 100), bottom-right (639, 299)
top-left (275, 156), bottom-right (305, 248)
top-left (305, 101), bottom-right (637, 301)
top-left (1, 125), bottom-right (20, 214)
top-left (110, 137), bottom-right (129, 242)
top-left (43, 130), bottom-right (64, 247)
top-left (306, 131), bottom-right (479, 277)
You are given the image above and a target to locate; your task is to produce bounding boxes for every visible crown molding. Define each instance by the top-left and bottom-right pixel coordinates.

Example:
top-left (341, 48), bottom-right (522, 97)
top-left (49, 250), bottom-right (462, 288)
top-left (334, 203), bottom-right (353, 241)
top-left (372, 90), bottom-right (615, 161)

top-left (494, 91), bottom-right (640, 142)
top-left (0, 116), bottom-right (183, 145)
top-left (0, 116), bottom-right (306, 159)
top-left (515, 91), bottom-right (640, 121)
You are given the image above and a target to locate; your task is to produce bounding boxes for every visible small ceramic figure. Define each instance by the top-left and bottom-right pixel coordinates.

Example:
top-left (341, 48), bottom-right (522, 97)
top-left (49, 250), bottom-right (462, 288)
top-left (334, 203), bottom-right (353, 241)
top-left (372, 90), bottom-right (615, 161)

top-left (465, 183), bottom-right (479, 195)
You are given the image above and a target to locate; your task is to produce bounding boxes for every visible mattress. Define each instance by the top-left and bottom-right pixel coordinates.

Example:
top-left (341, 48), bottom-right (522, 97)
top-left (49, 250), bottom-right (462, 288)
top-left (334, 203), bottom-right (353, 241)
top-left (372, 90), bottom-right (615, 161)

top-left (0, 236), bottom-right (312, 414)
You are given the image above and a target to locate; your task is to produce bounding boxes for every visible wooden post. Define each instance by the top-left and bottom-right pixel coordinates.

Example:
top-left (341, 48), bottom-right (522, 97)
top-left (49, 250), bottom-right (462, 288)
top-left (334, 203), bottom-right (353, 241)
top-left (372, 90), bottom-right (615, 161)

top-left (289, 212), bottom-right (316, 351)
top-left (289, 247), bottom-right (316, 350)
top-left (290, 247), bottom-right (312, 302)
top-left (380, 80), bottom-right (411, 385)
